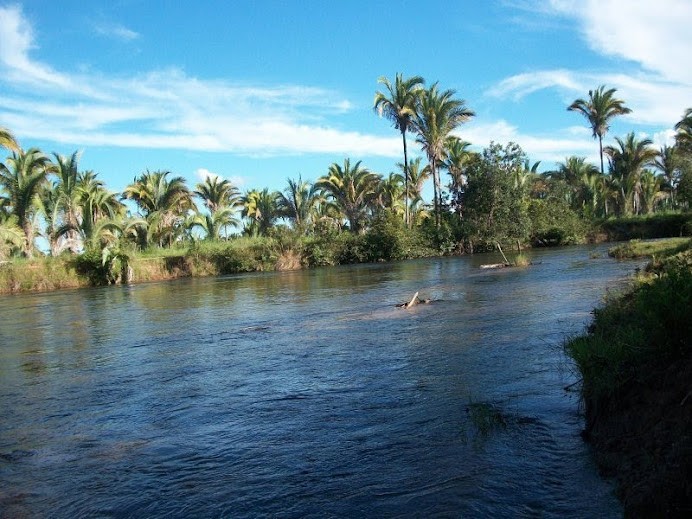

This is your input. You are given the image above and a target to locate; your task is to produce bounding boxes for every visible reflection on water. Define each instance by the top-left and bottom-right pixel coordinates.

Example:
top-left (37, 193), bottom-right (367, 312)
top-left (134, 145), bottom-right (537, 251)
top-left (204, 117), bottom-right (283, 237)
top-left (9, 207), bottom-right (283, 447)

top-left (0, 245), bottom-right (641, 517)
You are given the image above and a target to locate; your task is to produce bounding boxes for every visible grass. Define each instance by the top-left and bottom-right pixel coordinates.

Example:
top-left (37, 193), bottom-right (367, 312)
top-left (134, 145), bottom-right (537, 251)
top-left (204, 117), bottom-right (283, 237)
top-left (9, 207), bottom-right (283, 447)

top-left (565, 251), bottom-right (692, 406)
top-left (608, 237), bottom-right (692, 259)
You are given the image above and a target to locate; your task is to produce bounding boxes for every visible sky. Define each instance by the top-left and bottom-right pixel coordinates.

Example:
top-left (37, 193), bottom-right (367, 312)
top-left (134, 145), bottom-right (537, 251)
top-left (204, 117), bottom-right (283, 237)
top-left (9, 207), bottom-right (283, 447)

top-left (1, 0), bottom-right (691, 196)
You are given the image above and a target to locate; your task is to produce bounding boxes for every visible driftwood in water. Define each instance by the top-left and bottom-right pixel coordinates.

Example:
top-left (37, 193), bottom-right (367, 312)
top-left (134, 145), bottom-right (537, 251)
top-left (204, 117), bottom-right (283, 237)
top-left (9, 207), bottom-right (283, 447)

top-left (480, 263), bottom-right (511, 269)
top-left (396, 291), bottom-right (432, 309)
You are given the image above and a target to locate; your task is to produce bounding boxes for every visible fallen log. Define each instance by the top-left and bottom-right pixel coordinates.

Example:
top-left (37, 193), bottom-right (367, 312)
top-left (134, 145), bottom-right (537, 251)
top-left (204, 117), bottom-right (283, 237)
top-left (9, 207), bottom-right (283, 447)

top-left (396, 291), bottom-right (432, 308)
top-left (480, 263), bottom-right (511, 269)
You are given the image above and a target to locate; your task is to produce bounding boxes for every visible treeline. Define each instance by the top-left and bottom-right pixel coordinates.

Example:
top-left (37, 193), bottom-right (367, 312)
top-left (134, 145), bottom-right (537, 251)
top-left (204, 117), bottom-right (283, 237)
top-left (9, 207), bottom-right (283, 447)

top-left (1, 78), bottom-right (692, 265)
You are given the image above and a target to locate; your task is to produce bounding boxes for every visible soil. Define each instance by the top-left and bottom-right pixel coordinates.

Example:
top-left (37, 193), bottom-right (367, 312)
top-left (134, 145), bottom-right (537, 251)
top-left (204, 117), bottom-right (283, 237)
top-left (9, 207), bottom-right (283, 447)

top-left (583, 353), bottom-right (692, 517)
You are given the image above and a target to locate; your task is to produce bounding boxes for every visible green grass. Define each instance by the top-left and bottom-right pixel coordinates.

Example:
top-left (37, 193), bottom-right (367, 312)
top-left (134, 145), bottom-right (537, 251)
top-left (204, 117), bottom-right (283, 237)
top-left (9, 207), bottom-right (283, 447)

top-left (608, 237), bottom-right (692, 259)
top-left (565, 259), bottom-right (692, 405)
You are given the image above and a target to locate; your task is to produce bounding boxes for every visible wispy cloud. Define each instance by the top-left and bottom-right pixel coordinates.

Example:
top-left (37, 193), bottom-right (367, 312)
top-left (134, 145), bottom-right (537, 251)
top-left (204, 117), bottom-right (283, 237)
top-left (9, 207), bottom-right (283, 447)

top-left (0, 5), bottom-right (397, 158)
top-left (491, 1), bottom-right (692, 129)
top-left (94, 22), bottom-right (139, 41)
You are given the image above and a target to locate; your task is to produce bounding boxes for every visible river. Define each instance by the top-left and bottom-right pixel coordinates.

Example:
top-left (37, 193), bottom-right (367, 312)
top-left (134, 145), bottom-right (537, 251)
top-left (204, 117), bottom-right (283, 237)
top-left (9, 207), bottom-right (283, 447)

top-left (0, 245), bottom-right (643, 517)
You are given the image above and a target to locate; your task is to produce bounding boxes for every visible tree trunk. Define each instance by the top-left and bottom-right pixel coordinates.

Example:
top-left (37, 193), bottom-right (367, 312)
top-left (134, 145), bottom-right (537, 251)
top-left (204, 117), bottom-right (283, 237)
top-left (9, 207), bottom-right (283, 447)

top-left (402, 131), bottom-right (410, 227)
top-left (431, 160), bottom-right (440, 227)
top-left (599, 135), bottom-right (604, 175)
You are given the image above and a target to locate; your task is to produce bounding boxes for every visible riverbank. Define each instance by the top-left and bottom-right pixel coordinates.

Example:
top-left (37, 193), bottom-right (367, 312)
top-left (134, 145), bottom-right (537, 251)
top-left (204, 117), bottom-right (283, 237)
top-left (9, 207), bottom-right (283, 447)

top-left (566, 239), bottom-right (692, 516)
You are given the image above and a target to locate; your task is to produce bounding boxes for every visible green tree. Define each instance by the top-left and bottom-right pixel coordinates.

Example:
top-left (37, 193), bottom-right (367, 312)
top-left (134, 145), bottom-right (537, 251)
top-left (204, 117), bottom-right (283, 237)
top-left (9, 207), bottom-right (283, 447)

top-left (189, 207), bottom-right (240, 240)
top-left (376, 172), bottom-right (405, 216)
top-left (0, 148), bottom-right (53, 255)
top-left (316, 158), bottom-right (381, 233)
top-left (122, 170), bottom-right (193, 248)
top-left (194, 175), bottom-right (241, 213)
top-left (374, 73), bottom-right (425, 226)
top-left (241, 188), bottom-right (281, 236)
top-left (277, 175), bottom-right (321, 232)
top-left (461, 142), bottom-right (530, 250)
top-left (675, 107), bottom-right (692, 153)
top-left (413, 83), bottom-right (475, 226)
top-left (399, 157), bottom-right (430, 223)
top-left (604, 133), bottom-right (658, 215)
top-left (77, 170), bottom-right (125, 246)
top-left (654, 145), bottom-right (680, 208)
top-left (568, 85), bottom-right (632, 174)
top-left (0, 127), bottom-right (19, 153)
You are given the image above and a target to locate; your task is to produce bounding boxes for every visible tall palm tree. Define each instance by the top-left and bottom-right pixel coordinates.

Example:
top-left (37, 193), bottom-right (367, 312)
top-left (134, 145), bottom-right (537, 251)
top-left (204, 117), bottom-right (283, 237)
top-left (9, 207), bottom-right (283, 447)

top-left (316, 158), bottom-right (381, 233)
top-left (0, 148), bottom-right (53, 255)
top-left (413, 83), bottom-right (475, 226)
top-left (0, 127), bottom-right (19, 153)
top-left (51, 151), bottom-right (83, 249)
top-left (194, 175), bottom-right (241, 213)
top-left (374, 74), bottom-right (425, 227)
top-left (36, 184), bottom-right (78, 256)
top-left (122, 170), bottom-right (193, 248)
top-left (605, 133), bottom-right (658, 215)
top-left (241, 188), bottom-right (281, 237)
top-left (277, 175), bottom-right (321, 232)
top-left (568, 85), bottom-right (632, 175)
top-left (639, 170), bottom-right (664, 214)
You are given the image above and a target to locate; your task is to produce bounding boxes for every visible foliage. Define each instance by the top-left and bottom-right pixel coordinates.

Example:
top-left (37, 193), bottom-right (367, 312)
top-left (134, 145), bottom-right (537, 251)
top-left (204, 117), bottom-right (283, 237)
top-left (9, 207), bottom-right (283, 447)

top-left (528, 197), bottom-right (588, 246)
top-left (461, 142), bottom-right (530, 250)
top-left (565, 257), bottom-right (692, 404)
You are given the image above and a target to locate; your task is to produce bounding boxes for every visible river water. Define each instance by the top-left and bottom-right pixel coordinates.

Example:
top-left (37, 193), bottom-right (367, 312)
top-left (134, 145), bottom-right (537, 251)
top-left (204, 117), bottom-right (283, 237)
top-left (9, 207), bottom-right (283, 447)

top-left (0, 245), bottom-right (642, 517)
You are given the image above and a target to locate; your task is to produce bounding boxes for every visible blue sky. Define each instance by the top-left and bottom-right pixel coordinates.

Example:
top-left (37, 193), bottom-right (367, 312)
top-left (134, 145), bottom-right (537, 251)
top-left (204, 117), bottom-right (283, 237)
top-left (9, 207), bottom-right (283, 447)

top-left (1, 0), bottom-right (691, 196)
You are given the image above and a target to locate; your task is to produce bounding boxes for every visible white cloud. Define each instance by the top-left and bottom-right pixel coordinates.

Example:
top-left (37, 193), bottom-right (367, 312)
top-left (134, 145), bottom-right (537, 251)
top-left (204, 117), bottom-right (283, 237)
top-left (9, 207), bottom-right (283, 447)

top-left (0, 5), bottom-right (396, 158)
top-left (459, 120), bottom-right (600, 166)
top-left (94, 23), bottom-right (139, 41)
top-left (195, 168), bottom-right (221, 182)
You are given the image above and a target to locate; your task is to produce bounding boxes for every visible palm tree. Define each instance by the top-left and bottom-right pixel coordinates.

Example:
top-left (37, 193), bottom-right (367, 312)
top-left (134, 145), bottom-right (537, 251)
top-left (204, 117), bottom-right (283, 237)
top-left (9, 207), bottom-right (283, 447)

top-left (0, 148), bottom-right (53, 255)
top-left (194, 175), bottom-right (241, 213)
top-left (241, 188), bottom-right (281, 236)
top-left (568, 85), bottom-right (632, 175)
top-left (675, 108), bottom-right (692, 153)
top-left (377, 172), bottom-right (405, 215)
top-left (316, 158), bottom-right (381, 233)
top-left (122, 170), bottom-right (193, 248)
top-left (189, 207), bottom-right (240, 241)
top-left (374, 74), bottom-right (425, 227)
top-left (0, 215), bottom-right (23, 259)
top-left (639, 170), bottom-right (664, 214)
top-left (443, 138), bottom-right (474, 193)
top-left (413, 83), bottom-right (475, 226)
top-left (277, 175), bottom-right (321, 232)
top-left (605, 133), bottom-right (658, 215)
top-left (654, 146), bottom-right (680, 208)
top-left (51, 151), bottom-right (83, 249)
top-left (556, 156), bottom-right (600, 210)
top-left (77, 171), bottom-right (124, 246)
top-left (0, 127), bottom-right (19, 153)
top-left (36, 184), bottom-right (78, 256)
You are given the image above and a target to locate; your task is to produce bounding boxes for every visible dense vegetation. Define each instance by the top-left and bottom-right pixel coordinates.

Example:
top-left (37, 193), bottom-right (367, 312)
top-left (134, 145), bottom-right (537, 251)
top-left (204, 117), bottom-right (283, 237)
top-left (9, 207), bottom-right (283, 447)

top-left (2, 80), bottom-right (692, 290)
top-left (565, 239), bottom-right (692, 516)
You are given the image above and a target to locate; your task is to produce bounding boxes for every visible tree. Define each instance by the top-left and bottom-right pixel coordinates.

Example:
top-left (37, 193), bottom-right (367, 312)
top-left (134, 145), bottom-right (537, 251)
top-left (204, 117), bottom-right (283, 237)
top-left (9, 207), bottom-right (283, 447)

top-left (461, 142), bottom-right (530, 250)
top-left (377, 172), bottom-right (405, 216)
top-left (0, 127), bottom-right (19, 153)
top-left (0, 148), bottom-right (53, 255)
top-left (398, 156), bottom-right (430, 222)
top-left (241, 188), bottom-right (281, 236)
top-left (374, 73), bottom-right (425, 227)
top-left (675, 107), bottom-right (692, 153)
top-left (568, 85), bottom-right (632, 175)
top-left (316, 158), bottom-right (380, 233)
top-left (277, 175), bottom-right (321, 232)
top-left (189, 207), bottom-right (239, 241)
top-left (413, 83), bottom-right (475, 226)
top-left (654, 146), bottom-right (680, 208)
top-left (194, 175), bottom-right (241, 213)
top-left (604, 133), bottom-right (658, 215)
top-left (77, 170), bottom-right (124, 246)
top-left (556, 156), bottom-right (600, 213)
top-left (122, 170), bottom-right (193, 248)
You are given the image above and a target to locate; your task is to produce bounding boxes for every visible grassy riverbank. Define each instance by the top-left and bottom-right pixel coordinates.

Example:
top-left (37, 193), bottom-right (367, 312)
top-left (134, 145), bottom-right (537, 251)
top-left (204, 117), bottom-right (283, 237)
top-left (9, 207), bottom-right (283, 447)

top-left (0, 223), bottom-right (443, 293)
top-left (566, 238), bottom-right (692, 516)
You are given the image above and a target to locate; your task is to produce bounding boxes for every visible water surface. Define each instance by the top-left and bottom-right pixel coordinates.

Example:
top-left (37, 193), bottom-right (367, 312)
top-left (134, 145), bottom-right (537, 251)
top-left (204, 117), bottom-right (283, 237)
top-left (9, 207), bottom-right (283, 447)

top-left (0, 245), bottom-right (642, 517)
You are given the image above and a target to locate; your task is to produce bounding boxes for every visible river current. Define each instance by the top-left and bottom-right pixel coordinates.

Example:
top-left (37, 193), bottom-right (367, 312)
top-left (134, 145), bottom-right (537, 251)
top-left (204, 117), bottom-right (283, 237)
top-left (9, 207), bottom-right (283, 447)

top-left (0, 245), bottom-right (643, 517)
